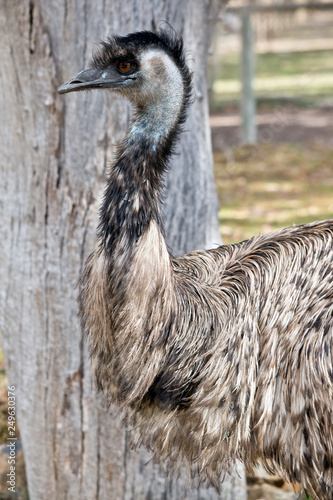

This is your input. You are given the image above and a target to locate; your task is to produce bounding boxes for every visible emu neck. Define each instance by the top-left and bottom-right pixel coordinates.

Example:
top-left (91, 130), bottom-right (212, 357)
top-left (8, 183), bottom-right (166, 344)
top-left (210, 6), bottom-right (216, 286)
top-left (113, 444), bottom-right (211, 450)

top-left (99, 62), bottom-right (184, 258)
top-left (99, 127), bottom-right (167, 259)
top-left (93, 108), bottom-right (178, 386)
top-left (97, 51), bottom-right (185, 320)
top-left (81, 107), bottom-right (179, 405)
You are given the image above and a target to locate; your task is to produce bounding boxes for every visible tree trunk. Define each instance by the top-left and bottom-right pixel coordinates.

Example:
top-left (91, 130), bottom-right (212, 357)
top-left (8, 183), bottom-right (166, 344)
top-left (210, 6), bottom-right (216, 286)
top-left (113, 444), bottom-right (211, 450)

top-left (0, 0), bottom-right (246, 499)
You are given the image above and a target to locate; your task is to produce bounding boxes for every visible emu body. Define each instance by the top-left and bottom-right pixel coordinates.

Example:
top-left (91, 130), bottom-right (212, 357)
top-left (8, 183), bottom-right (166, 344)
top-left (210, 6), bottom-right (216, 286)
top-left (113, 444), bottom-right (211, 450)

top-left (59, 30), bottom-right (333, 499)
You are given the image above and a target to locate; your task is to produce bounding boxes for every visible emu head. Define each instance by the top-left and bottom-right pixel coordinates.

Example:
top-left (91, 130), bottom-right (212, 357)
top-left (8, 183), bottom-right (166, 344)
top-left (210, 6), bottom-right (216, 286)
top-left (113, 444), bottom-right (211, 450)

top-left (58, 30), bottom-right (191, 115)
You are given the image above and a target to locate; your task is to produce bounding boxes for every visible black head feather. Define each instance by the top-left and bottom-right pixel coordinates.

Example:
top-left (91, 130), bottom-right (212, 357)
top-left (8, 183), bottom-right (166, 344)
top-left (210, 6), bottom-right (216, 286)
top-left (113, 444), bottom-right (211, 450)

top-left (92, 29), bottom-right (188, 71)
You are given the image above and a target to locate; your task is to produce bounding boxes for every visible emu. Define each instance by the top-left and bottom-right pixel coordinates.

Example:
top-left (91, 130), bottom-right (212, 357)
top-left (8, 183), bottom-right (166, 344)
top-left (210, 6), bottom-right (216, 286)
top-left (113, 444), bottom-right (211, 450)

top-left (58, 30), bottom-right (333, 499)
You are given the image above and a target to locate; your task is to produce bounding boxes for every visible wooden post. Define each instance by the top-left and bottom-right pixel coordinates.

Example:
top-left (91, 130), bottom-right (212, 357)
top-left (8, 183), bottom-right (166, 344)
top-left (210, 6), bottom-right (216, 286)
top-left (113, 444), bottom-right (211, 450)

top-left (241, 7), bottom-right (257, 143)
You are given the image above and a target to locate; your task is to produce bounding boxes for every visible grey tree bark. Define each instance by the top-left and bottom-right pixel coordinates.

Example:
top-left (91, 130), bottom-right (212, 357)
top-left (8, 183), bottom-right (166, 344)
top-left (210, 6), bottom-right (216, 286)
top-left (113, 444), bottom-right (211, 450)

top-left (0, 0), bottom-right (246, 499)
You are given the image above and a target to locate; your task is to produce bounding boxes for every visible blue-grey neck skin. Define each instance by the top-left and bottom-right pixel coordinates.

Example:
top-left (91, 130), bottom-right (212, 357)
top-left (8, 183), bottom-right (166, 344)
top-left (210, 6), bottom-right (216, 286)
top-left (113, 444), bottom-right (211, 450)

top-left (125, 49), bottom-right (185, 144)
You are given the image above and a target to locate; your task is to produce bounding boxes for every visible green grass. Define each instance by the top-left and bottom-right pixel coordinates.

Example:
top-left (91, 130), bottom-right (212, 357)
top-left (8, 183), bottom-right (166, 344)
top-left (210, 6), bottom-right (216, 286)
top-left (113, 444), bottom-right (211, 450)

top-left (214, 143), bottom-right (333, 244)
top-left (210, 49), bottom-right (333, 110)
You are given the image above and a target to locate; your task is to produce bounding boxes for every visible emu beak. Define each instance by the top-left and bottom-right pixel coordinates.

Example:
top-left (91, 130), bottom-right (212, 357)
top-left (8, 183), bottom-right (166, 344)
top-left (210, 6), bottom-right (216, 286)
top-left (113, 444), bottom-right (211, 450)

top-left (58, 67), bottom-right (124, 94)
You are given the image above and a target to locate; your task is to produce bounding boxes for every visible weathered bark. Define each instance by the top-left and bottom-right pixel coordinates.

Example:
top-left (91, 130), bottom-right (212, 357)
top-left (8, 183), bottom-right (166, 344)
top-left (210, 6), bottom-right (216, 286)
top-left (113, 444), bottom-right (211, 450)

top-left (0, 0), bottom-right (246, 499)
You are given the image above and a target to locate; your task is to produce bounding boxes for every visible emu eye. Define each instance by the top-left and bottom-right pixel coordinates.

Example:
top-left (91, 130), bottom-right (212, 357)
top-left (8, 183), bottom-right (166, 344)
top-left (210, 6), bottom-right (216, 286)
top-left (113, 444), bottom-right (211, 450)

top-left (118, 61), bottom-right (132, 73)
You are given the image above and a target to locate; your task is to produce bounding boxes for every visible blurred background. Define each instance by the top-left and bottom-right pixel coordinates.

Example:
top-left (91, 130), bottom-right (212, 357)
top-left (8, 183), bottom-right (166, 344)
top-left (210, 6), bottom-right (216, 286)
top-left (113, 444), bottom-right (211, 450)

top-left (210, 0), bottom-right (333, 247)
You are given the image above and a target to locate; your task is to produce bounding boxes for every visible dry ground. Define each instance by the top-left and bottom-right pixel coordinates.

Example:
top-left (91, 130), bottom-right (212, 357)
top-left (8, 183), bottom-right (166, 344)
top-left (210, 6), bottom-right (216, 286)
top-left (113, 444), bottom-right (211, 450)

top-left (212, 106), bottom-right (333, 246)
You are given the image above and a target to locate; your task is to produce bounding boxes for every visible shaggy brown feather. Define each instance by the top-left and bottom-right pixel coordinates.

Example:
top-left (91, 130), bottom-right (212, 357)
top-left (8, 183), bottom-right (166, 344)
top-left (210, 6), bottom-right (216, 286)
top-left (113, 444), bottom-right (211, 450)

top-left (80, 221), bottom-right (333, 498)
top-left (59, 29), bottom-right (333, 499)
